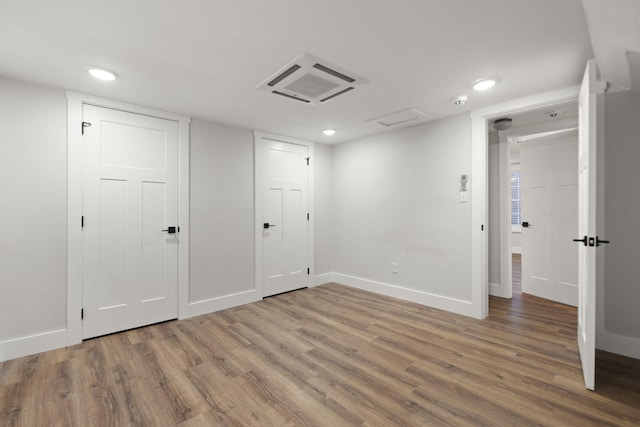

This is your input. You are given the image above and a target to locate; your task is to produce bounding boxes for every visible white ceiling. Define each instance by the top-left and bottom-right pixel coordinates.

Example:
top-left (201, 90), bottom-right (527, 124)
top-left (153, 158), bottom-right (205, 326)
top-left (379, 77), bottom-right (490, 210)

top-left (581, 0), bottom-right (640, 93)
top-left (0, 0), bottom-right (622, 144)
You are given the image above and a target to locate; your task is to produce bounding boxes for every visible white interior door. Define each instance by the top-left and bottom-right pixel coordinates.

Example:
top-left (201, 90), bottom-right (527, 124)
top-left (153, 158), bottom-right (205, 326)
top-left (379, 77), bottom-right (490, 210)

top-left (577, 59), bottom-right (605, 391)
top-left (261, 139), bottom-right (310, 297)
top-left (521, 134), bottom-right (579, 306)
top-left (82, 105), bottom-right (179, 339)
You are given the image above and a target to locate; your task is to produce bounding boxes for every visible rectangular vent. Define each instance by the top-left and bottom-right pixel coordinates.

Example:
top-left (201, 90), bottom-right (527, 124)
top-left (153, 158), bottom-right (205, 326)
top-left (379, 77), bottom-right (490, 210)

top-left (320, 87), bottom-right (354, 103)
top-left (267, 65), bottom-right (301, 87)
top-left (367, 108), bottom-right (431, 127)
top-left (272, 90), bottom-right (310, 103)
top-left (313, 63), bottom-right (355, 83)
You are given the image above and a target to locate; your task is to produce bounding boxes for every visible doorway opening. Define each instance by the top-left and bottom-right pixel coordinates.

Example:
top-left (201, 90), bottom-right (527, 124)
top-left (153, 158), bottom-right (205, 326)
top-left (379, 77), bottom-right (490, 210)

top-left (488, 100), bottom-right (579, 305)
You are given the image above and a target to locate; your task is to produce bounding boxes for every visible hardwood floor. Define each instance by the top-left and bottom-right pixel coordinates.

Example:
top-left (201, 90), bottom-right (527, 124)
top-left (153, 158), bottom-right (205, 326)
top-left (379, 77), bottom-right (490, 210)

top-left (1, 283), bottom-right (639, 426)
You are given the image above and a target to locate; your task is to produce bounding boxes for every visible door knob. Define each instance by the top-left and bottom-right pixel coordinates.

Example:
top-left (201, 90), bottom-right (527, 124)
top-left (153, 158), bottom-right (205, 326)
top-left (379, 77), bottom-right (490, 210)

top-left (572, 236), bottom-right (588, 246)
top-left (263, 223), bottom-right (276, 229)
top-left (162, 226), bottom-right (179, 234)
top-left (596, 236), bottom-right (610, 247)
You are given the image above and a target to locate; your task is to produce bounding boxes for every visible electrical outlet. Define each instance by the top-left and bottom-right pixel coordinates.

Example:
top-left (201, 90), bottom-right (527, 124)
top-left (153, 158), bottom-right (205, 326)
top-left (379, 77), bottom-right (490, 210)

top-left (391, 263), bottom-right (398, 273)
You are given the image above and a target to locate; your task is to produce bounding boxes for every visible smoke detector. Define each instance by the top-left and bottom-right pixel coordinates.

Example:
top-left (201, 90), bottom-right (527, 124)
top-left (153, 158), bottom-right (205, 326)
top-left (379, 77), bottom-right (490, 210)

top-left (493, 117), bottom-right (513, 131)
top-left (453, 95), bottom-right (468, 106)
top-left (257, 53), bottom-right (369, 105)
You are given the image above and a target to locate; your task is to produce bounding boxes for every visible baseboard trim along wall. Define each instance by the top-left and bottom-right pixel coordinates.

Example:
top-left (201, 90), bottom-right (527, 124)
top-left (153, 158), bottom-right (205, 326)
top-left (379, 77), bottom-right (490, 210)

top-left (186, 289), bottom-right (261, 318)
top-left (0, 329), bottom-right (68, 362)
top-left (311, 273), bottom-right (335, 287)
top-left (331, 273), bottom-right (474, 317)
top-left (598, 330), bottom-right (640, 361)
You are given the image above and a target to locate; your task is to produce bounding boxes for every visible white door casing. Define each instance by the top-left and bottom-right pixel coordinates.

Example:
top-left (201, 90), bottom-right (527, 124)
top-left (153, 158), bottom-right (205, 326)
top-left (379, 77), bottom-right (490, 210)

top-left (470, 86), bottom-right (580, 319)
top-left (82, 105), bottom-right (180, 338)
top-left (577, 59), bottom-right (606, 391)
top-left (521, 134), bottom-right (579, 306)
top-left (254, 132), bottom-right (313, 298)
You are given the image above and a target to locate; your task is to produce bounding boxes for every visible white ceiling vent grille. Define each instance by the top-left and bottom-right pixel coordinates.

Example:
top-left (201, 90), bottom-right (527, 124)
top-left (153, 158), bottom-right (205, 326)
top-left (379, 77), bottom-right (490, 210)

top-left (257, 53), bottom-right (369, 105)
top-left (366, 108), bottom-right (431, 127)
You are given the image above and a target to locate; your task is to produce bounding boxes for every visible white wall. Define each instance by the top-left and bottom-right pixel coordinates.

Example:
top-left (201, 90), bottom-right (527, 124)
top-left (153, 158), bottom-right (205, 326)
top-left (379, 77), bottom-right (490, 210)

top-left (330, 115), bottom-right (473, 314)
top-left (0, 76), bottom-right (336, 360)
top-left (601, 90), bottom-right (640, 357)
top-left (189, 119), bottom-right (254, 303)
top-left (313, 143), bottom-right (333, 276)
top-left (0, 78), bottom-right (68, 344)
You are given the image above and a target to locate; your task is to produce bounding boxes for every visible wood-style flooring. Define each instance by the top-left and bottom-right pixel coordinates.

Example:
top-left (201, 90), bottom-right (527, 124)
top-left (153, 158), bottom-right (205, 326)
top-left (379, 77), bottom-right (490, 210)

top-left (1, 283), bottom-right (639, 426)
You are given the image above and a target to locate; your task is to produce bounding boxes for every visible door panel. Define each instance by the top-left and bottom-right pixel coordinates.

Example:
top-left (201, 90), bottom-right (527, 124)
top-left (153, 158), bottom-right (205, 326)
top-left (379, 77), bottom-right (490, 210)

top-left (521, 136), bottom-right (579, 307)
top-left (523, 185), bottom-right (549, 285)
top-left (83, 105), bottom-right (179, 339)
top-left (261, 140), bottom-right (310, 297)
top-left (577, 59), bottom-right (604, 391)
top-left (141, 181), bottom-right (167, 301)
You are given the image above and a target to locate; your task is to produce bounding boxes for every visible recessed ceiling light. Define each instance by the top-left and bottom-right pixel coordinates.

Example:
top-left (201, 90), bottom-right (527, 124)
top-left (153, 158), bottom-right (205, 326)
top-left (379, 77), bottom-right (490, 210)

top-left (88, 68), bottom-right (117, 81)
top-left (323, 129), bottom-right (336, 136)
top-left (473, 78), bottom-right (497, 91)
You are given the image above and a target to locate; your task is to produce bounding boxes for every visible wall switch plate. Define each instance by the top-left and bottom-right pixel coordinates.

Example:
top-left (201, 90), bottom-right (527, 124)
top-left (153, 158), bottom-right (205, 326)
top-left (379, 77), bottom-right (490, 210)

top-left (459, 191), bottom-right (468, 202)
top-left (391, 263), bottom-right (398, 273)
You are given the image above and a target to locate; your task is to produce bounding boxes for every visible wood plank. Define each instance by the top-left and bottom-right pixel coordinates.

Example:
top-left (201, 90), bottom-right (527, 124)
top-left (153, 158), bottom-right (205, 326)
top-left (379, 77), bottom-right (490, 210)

top-left (1, 283), bottom-right (639, 426)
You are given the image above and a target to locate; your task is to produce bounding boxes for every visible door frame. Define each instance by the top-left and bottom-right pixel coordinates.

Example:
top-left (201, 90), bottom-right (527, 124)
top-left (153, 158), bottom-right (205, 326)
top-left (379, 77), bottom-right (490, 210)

top-left (66, 92), bottom-right (190, 346)
top-left (254, 131), bottom-right (314, 298)
top-left (470, 86), bottom-right (580, 319)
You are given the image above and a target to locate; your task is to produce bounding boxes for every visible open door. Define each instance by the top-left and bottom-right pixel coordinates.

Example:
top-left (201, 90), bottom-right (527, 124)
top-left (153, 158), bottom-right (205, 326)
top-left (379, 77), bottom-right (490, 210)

top-left (576, 59), bottom-right (607, 390)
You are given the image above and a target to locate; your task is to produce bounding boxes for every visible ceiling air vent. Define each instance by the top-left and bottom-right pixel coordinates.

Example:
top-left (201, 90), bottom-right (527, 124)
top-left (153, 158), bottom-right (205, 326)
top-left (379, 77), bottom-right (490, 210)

top-left (257, 53), bottom-right (369, 105)
top-left (366, 108), bottom-right (431, 127)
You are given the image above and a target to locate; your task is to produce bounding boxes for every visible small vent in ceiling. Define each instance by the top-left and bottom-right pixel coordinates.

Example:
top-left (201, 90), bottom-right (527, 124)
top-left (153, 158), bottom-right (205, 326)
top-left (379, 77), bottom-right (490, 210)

top-left (257, 53), bottom-right (369, 105)
top-left (366, 108), bottom-right (431, 127)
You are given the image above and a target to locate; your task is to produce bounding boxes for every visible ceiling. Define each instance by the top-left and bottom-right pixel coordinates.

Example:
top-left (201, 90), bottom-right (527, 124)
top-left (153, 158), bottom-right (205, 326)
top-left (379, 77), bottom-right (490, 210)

top-left (0, 0), bottom-right (631, 144)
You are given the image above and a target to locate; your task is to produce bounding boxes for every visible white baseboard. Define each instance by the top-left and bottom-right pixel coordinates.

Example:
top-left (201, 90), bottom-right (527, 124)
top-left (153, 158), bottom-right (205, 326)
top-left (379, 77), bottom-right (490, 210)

top-left (311, 273), bottom-right (335, 287)
top-left (332, 273), bottom-right (473, 317)
top-left (489, 282), bottom-right (508, 298)
top-left (512, 246), bottom-right (522, 254)
top-left (598, 330), bottom-right (640, 360)
top-left (0, 329), bottom-right (68, 362)
top-left (185, 289), bottom-right (261, 318)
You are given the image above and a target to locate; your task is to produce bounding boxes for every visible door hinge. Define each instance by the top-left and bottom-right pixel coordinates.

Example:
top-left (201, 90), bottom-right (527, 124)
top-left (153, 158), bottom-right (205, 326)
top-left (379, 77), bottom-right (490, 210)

top-left (81, 216), bottom-right (84, 228)
top-left (81, 121), bottom-right (92, 135)
top-left (81, 308), bottom-right (84, 320)
top-left (481, 224), bottom-right (484, 231)
top-left (306, 157), bottom-right (310, 166)
top-left (307, 268), bottom-right (310, 275)
top-left (307, 213), bottom-right (310, 221)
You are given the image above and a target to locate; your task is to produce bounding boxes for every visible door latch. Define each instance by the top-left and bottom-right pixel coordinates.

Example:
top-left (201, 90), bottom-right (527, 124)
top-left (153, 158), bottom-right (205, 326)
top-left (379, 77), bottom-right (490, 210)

top-left (572, 236), bottom-right (588, 246)
top-left (263, 223), bottom-right (276, 229)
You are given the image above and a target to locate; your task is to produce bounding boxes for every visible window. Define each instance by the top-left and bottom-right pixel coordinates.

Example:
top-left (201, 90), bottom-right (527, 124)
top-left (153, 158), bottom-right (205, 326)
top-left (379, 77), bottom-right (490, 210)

top-left (511, 171), bottom-right (521, 226)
